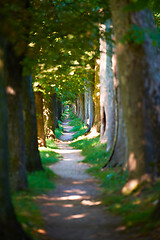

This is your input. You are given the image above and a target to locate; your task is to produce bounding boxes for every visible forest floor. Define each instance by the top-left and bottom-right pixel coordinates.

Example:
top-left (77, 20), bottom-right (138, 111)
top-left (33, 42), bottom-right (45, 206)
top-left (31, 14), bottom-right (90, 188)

top-left (37, 116), bottom-right (153, 240)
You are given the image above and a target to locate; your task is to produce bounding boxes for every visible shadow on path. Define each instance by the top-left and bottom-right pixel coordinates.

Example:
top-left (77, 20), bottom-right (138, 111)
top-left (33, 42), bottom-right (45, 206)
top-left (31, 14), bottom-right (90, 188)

top-left (37, 116), bottom-right (148, 240)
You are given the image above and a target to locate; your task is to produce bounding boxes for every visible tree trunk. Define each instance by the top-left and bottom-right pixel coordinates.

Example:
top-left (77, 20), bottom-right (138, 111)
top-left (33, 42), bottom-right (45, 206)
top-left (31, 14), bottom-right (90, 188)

top-left (88, 87), bottom-right (94, 129)
top-left (0, 39), bottom-right (30, 240)
top-left (76, 98), bottom-right (80, 118)
top-left (109, 1), bottom-right (160, 184)
top-left (44, 94), bottom-right (57, 139)
top-left (79, 93), bottom-right (85, 122)
top-left (93, 59), bottom-right (101, 132)
top-left (5, 42), bottom-right (28, 191)
top-left (23, 75), bottom-right (43, 172)
top-left (84, 91), bottom-right (88, 124)
top-left (35, 90), bottom-right (46, 147)
top-left (100, 21), bottom-right (115, 145)
top-left (52, 93), bottom-right (59, 129)
top-left (57, 100), bottom-right (62, 121)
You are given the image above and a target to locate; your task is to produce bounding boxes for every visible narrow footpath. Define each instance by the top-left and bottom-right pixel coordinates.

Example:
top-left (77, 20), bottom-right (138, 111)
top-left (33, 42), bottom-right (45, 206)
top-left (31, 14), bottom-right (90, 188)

top-left (38, 117), bottom-right (144, 240)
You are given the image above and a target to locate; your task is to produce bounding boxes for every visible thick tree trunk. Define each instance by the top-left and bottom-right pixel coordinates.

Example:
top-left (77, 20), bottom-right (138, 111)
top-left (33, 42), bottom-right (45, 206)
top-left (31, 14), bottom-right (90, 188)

top-left (23, 75), bottom-right (43, 172)
top-left (35, 90), bottom-right (46, 147)
top-left (5, 42), bottom-right (28, 191)
top-left (44, 93), bottom-right (59, 139)
top-left (0, 40), bottom-right (30, 240)
top-left (103, 42), bottom-right (128, 168)
top-left (100, 21), bottom-right (115, 145)
top-left (109, 1), bottom-right (160, 185)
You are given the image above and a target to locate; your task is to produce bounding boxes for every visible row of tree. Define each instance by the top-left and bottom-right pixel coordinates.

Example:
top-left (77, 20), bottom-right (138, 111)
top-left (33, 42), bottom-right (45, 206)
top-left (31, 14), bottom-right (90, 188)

top-left (71, 0), bottom-right (160, 217)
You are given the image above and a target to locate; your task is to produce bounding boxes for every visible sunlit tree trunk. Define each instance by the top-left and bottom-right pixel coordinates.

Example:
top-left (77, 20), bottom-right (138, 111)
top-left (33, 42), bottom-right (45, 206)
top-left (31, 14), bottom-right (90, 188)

top-left (35, 90), bottom-right (46, 147)
top-left (88, 86), bottom-right (94, 129)
top-left (93, 59), bottom-right (101, 132)
top-left (107, 53), bottom-right (128, 167)
top-left (0, 39), bottom-right (30, 240)
top-left (5, 42), bottom-right (28, 191)
top-left (109, 1), bottom-right (160, 188)
top-left (84, 91), bottom-right (88, 124)
top-left (100, 21), bottom-right (115, 145)
top-left (23, 75), bottom-right (43, 172)
top-left (44, 93), bottom-right (59, 138)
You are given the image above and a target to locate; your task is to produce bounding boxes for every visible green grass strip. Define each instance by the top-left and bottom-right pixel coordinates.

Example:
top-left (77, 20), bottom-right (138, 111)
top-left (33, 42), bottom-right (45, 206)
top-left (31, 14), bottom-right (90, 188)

top-left (12, 139), bottom-right (60, 240)
top-left (70, 136), bottom-right (160, 234)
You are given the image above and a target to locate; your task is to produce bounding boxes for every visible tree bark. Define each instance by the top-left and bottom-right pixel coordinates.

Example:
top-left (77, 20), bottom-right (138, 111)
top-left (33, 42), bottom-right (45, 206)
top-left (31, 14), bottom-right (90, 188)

top-left (5, 42), bottom-right (28, 191)
top-left (84, 91), bottom-right (88, 124)
top-left (44, 93), bottom-right (59, 139)
top-left (52, 93), bottom-right (59, 129)
top-left (100, 21), bottom-right (115, 145)
top-left (93, 59), bottom-right (101, 132)
top-left (35, 90), bottom-right (46, 147)
top-left (79, 93), bottom-right (85, 122)
top-left (0, 39), bottom-right (30, 240)
top-left (23, 75), bottom-right (43, 172)
top-left (57, 99), bottom-right (62, 121)
top-left (88, 86), bottom-right (94, 129)
top-left (109, 1), bottom-right (160, 182)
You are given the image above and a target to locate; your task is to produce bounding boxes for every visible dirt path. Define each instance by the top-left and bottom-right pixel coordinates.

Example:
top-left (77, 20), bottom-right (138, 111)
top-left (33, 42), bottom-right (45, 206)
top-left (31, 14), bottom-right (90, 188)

top-left (37, 118), bottom-right (145, 240)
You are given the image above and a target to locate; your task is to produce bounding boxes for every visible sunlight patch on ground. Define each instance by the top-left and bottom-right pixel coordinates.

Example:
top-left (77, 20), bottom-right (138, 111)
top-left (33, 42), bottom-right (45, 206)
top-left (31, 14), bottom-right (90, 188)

top-left (49, 213), bottom-right (61, 217)
top-left (36, 229), bottom-right (47, 234)
top-left (52, 195), bottom-right (90, 201)
top-left (44, 202), bottom-right (56, 206)
top-left (62, 204), bottom-right (74, 208)
top-left (53, 149), bottom-right (82, 154)
top-left (81, 200), bottom-right (101, 206)
top-left (65, 213), bottom-right (87, 220)
top-left (115, 226), bottom-right (126, 232)
top-left (64, 189), bottom-right (87, 194)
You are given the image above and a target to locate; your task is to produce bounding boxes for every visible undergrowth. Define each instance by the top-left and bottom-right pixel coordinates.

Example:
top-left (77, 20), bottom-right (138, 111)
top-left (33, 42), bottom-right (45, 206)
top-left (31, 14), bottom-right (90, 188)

top-left (68, 110), bottom-right (87, 139)
top-left (55, 120), bottom-right (63, 139)
top-left (12, 139), bottom-right (60, 240)
top-left (70, 136), bottom-right (160, 235)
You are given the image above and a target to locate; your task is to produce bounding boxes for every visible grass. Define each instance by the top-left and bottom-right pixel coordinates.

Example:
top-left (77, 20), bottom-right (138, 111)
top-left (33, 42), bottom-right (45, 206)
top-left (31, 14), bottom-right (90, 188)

top-left (12, 139), bottom-right (60, 240)
top-left (55, 120), bottom-right (63, 139)
top-left (45, 138), bottom-right (58, 149)
top-left (70, 136), bottom-right (160, 236)
top-left (68, 111), bottom-right (87, 140)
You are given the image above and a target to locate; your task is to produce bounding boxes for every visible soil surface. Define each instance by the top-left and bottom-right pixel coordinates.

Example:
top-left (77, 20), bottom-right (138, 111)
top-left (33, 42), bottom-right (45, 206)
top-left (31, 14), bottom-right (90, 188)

top-left (37, 117), bottom-right (151, 240)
